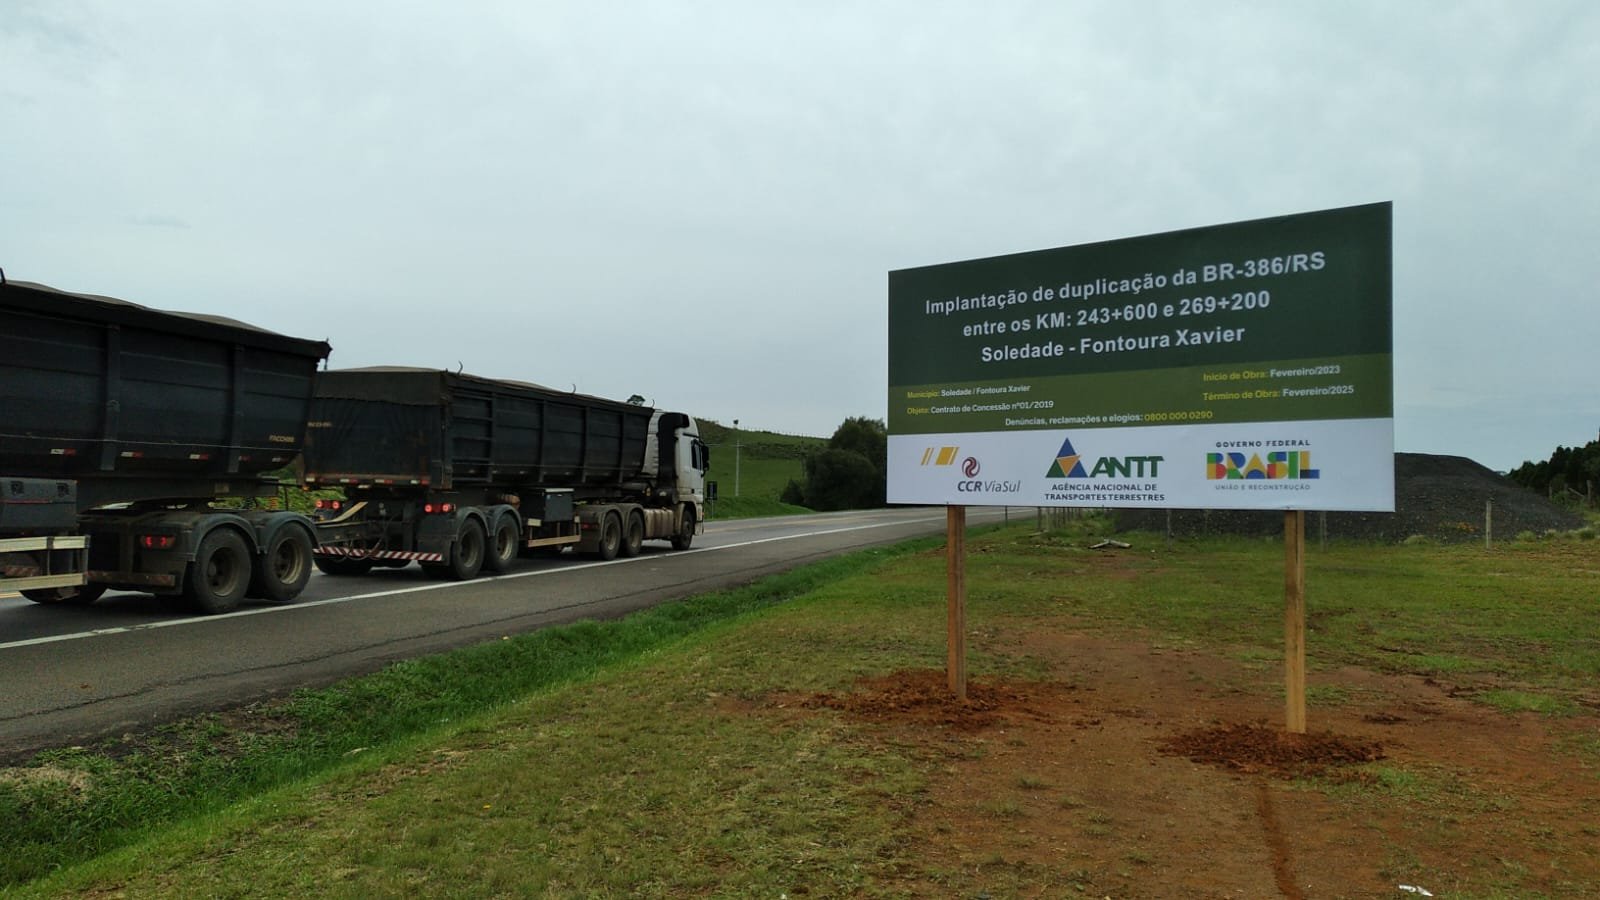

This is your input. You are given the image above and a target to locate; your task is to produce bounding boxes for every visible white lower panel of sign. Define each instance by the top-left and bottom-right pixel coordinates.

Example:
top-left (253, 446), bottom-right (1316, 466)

top-left (888, 418), bottom-right (1394, 511)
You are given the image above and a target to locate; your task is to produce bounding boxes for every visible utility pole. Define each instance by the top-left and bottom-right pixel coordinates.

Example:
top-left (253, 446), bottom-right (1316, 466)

top-left (733, 419), bottom-right (742, 497)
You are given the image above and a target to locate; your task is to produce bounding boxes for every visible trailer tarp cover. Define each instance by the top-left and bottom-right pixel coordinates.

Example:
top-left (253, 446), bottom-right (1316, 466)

top-left (2, 280), bottom-right (331, 358)
top-left (1, 278), bottom-right (331, 494)
top-left (305, 368), bottom-right (653, 490)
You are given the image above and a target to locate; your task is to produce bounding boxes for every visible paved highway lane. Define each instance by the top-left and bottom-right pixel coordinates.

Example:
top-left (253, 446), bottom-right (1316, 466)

top-left (1, 506), bottom-right (1013, 758)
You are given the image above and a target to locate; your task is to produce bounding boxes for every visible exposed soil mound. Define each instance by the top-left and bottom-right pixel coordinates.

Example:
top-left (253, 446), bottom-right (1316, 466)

top-left (802, 671), bottom-right (1387, 780)
top-left (1114, 452), bottom-right (1583, 542)
top-left (798, 668), bottom-right (1067, 732)
top-left (760, 634), bottom-right (1600, 897)
top-left (1159, 723), bottom-right (1384, 778)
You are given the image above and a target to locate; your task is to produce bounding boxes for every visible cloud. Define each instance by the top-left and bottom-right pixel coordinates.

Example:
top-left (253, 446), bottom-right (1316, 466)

top-left (124, 213), bottom-right (191, 229)
top-left (1, 1), bottom-right (1596, 470)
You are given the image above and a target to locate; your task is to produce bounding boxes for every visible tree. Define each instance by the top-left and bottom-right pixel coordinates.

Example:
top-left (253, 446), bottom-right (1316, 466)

top-left (791, 416), bottom-right (889, 511)
top-left (802, 448), bottom-right (881, 511)
top-left (1509, 435), bottom-right (1600, 505)
top-left (829, 416), bottom-right (887, 474)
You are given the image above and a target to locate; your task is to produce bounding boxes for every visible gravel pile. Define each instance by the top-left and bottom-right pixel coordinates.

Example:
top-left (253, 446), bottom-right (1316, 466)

top-left (1113, 453), bottom-right (1584, 543)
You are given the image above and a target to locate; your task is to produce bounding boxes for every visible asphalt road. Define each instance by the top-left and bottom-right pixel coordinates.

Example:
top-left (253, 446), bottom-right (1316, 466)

top-left (0, 506), bottom-right (1012, 759)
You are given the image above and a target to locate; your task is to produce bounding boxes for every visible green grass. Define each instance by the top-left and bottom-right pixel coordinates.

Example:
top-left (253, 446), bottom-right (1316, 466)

top-left (6, 520), bottom-right (1600, 897)
top-left (985, 527), bottom-right (1600, 694)
top-left (0, 539), bottom-right (945, 891)
top-left (704, 494), bottom-right (811, 520)
top-left (696, 420), bottom-right (826, 518)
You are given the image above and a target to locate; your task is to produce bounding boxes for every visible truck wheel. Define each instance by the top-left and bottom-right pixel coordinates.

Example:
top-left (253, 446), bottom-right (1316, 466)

top-left (621, 512), bottom-right (645, 558)
top-left (248, 527), bottom-right (313, 602)
top-left (185, 528), bottom-right (250, 614)
top-left (597, 512), bottom-right (622, 561)
top-left (22, 585), bottom-right (107, 606)
top-left (671, 506), bottom-right (696, 551)
top-left (448, 518), bottom-right (486, 580)
top-left (315, 556), bottom-right (375, 576)
top-left (484, 514), bottom-right (519, 574)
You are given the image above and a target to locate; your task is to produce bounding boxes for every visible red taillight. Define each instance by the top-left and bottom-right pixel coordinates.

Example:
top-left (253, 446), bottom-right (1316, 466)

top-left (140, 534), bottom-right (176, 550)
top-left (315, 499), bottom-right (344, 512)
top-left (423, 503), bottom-right (456, 515)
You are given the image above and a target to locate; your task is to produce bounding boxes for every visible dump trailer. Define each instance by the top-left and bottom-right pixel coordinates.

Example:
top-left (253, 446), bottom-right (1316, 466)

top-left (303, 368), bottom-right (709, 579)
top-left (0, 271), bottom-right (331, 612)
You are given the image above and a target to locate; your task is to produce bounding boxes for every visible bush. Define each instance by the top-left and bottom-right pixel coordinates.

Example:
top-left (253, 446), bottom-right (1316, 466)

top-left (788, 416), bottom-right (888, 511)
top-left (802, 449), bottom-right (882, 511)
top-left (779, 479), bottom-right (806, 507)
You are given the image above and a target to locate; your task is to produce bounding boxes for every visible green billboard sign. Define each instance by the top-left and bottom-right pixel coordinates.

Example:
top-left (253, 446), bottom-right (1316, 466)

top-left (887, 202), bottom-right (1394, 511)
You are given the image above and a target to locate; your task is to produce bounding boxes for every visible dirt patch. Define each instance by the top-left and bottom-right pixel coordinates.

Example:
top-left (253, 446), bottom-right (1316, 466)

top-left (784, 631), bottom-right (1600, 898)
top-left (1159, 723), bottom-right (1383, 778)
top-left (795, 669), bottom-right (1072, 732)
top-left (0, 764), bottom-right (93, 795)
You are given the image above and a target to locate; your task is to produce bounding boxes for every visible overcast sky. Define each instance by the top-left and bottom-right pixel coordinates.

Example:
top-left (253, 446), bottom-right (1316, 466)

top-left (3, 1), bottom-right (1595, 471)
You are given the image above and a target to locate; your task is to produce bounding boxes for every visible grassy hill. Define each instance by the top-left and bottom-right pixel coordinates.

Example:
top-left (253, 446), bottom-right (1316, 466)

top-left (695, 419), bottom-right (825, 519)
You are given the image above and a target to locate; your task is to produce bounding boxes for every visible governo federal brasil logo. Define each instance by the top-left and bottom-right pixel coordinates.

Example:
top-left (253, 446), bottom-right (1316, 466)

top-left (1046, 437), bottom-right (1164, 479)
top-left (1206, 449), bottom-right (1320, 480)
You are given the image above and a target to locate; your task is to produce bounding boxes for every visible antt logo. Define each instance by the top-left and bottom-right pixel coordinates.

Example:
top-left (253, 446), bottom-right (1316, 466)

top-left (1047, 437), bottom-right (1163, 479)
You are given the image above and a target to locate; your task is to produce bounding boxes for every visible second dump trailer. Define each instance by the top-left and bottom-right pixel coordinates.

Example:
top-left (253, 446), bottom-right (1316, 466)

top-left (302, 368), bottom-right (709, 579)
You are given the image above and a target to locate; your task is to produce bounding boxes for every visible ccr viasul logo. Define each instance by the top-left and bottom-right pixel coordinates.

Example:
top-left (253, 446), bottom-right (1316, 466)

top-left (920, 446), bottom-right (983, 479)
top-left (920, 445), bottom-right (1018, 493)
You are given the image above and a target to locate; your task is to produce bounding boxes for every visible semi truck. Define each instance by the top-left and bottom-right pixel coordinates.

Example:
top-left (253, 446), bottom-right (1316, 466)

top-left (2, 272), bottom-right (711, 613)
top-left (0, 272), bottom-right (331, 613)
top-left (302, 367), bottom-right (709, 579)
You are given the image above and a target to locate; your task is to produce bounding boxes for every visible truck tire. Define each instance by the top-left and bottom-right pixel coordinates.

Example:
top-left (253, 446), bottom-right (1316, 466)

top-left (184, 528), bottom-right (251, 614)
top-left (596, 512), bottom-right (622, 561)
top-left (447, 518), bottom-right (486, 580)
top-left (621, 511), bottom-right (645, 558)
top-left (671, 506), bottom-right (696, 551)
top-left (22, 585), bottom-right (107, 606)
top-left (484, 513), bottom-right (519, 574)
top-left (315, 556), bottom-right (375, 576)
top-left (248, 526), bottom-right (313, 602)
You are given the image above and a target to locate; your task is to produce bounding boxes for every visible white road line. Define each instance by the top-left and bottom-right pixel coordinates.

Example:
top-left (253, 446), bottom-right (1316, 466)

top-left (0, 514), bottom-right (948, 651)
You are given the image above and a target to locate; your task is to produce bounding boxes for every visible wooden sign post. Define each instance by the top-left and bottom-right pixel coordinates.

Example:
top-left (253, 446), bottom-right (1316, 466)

top-left (1284, 510), bottom-right (1307, 733)
top-left (947, 504), bottom-right (967, 700)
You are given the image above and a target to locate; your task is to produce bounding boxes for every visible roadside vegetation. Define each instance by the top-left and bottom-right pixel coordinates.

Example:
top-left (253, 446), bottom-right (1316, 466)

top-left (695, 420), bottom-right (819, 519)
top-left (1509, 435), bottom-right (1600, 510)
top-left (697, 416), bottom-right (891, 518)
top-left (781, 416), bottom-right (888, 512)
top-left (5, 515), bottom-right (1599, 896)
top-left (0, 541), bottom-right (940, 891)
